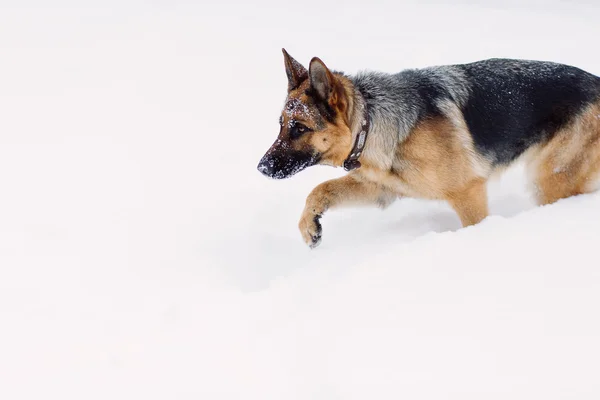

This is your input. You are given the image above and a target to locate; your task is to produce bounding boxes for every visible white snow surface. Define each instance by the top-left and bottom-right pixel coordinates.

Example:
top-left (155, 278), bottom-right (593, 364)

top-left (1, 1), bottom-right (600, 399)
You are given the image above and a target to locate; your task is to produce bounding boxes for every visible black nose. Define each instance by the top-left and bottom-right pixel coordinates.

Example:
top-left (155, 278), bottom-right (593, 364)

top-left (257, 157), bottom-right (274, 177)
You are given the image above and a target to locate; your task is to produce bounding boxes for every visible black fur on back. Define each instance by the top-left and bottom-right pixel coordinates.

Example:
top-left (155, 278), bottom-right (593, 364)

top-left (459, 59), bottom-right (600, 165)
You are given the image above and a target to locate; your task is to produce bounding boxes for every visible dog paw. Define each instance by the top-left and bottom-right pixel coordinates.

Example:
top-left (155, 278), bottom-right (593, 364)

top-left (299, 212), bottom-right (322, 249)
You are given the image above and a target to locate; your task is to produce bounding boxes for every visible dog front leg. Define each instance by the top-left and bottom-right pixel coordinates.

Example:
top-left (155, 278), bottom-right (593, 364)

top-left (299, 174), bottom-right (392, 248)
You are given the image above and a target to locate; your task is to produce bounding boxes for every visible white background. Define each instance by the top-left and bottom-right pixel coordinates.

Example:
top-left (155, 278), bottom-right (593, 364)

top-left (0, 1), bottom-right (599, 398)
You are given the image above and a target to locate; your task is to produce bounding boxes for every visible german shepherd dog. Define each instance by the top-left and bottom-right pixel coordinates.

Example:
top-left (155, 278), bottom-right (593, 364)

top-left (258, 49), bottom-right (600, 248)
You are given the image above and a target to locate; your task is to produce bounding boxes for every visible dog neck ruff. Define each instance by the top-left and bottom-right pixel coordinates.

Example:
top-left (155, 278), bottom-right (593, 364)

top-left (343, 101), bottom-right (370, 172)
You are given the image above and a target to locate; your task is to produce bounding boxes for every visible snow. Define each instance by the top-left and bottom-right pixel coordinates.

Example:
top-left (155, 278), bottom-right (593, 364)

top-left (285, 98), bottom-right (315, 125)
top-left (1, 1), bottom-right (600, 399)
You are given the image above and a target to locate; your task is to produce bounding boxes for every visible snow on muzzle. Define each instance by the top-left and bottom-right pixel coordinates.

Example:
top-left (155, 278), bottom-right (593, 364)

top-left (257, 140), bottom-right (320, 179)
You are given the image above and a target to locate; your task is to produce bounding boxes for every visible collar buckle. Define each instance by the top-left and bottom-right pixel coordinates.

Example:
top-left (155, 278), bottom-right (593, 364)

top-left (343, 159), bottom-right (361, 171)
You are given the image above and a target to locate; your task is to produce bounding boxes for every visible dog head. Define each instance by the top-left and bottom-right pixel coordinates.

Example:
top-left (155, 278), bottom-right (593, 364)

top-left (257, 49), bottom-right (354, 179)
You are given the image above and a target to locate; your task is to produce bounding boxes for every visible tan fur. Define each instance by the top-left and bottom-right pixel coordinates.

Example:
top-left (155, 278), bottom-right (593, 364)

top-left (358, 115), bottom-right (487, 197)
top-left (357, 114), bottom-right (491, 228)
top-left (527, 101), bottom-right (600, 205)
top-left (299, 174), bottom-right (396, 246)
top-left (308, 114), bottom-right (353, 167)
top-left (445, 178), bottom-right (489, 226)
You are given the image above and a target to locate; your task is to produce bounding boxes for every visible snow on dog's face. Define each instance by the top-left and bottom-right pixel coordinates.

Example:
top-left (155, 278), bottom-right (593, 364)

top-left (257, 49), bottom-right (353, 179)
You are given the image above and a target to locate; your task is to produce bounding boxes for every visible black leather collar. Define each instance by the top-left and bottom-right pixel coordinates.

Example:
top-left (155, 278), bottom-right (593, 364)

top-left (343, 101), bottom-right (370, 171)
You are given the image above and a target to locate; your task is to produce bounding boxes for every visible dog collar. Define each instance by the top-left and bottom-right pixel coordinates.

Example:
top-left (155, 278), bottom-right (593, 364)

top-left (343, 102), bottom-right (370, 171)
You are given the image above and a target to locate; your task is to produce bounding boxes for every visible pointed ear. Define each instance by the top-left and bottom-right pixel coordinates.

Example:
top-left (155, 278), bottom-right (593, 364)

top-left (282, 48), bottom-right (307, 91)
top-left (309, 57), bottom-right (336, 101)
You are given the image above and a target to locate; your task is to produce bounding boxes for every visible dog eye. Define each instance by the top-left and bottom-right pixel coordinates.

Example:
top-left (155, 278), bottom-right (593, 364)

top-left (290, 123), bottom-right (311, 139)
